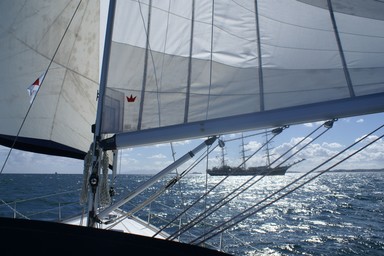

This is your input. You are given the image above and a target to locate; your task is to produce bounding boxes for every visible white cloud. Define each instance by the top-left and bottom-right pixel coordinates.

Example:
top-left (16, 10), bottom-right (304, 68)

top-left (148, 154), bottom-right (167, 159)
top-left (355, 134), bottom-right (379, 143)
top-left (321, 142), bottom-right (343, 149)
top-left (244, 140), bottom-right (262, 151)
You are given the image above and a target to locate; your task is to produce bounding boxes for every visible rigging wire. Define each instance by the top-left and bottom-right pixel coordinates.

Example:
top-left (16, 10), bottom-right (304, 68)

top-left (0, 0), bottom-right (84, 176)
top-left (190, 124), bottom-right (384, 245)
top-left (167, 121), bottom-right (332, 240)
top-left (148, 142), bottom-right (219, 237)
top-left (170, 141), bottom-right (187, 234)
top-left (223, 130), bottom-right (268, 143)
top-left (0, 188), bottom-right (81, 220)
top-left (274, 119), bottom-right (337, 168)
top-left (105, 141), bottom-right (218, 229)
top-left (165, 129), bottom-right (284, 240)
top-left (0, 199), bottom-right (30, 220)
top-left (203, 139), bottom-right (211, 243)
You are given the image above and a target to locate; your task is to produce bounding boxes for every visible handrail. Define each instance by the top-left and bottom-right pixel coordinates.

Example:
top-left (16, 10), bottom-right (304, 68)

top-left (0, 189), bottom-right (82, 220)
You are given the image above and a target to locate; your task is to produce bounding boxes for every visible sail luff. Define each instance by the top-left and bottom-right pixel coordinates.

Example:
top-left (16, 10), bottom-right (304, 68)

top-left (95, 0), bottom-right (116, 141)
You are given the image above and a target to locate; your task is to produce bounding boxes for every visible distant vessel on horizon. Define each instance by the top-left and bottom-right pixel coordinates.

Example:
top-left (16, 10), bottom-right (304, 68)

top-left (207, 132), bottom-right (304, 176)
top-left (207, 164), bottom-right (290, 176)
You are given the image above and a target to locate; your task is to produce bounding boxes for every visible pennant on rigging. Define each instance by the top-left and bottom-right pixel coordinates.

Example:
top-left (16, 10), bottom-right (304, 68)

top-left (27, 73), bottom-right (45, 104)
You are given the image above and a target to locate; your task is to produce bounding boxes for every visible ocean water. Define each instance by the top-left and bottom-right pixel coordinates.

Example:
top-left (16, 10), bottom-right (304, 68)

top-left (0, 172), bottom-right (383, 255)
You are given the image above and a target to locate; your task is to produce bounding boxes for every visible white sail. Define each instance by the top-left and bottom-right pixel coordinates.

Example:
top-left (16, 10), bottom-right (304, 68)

top-left (101, 0), bottom-right (384, 149)
top-left (1, 0), bottom-right (383, 153)
top-left (0, 0), bottom-right (99, 159)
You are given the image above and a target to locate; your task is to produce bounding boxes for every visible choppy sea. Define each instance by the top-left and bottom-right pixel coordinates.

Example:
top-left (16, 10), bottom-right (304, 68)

top-left (0, 171), bottom-right (383, 255)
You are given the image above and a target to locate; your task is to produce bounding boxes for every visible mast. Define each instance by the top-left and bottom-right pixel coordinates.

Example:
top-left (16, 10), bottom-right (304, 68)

top-left (240, 133), bottom-right (247, 169)
top-left (221, 144), bottom-right (226, 167)
top-left (88, 0), bottom-right (116, 227)
top-left (265, 132), bottom-right (271, 167)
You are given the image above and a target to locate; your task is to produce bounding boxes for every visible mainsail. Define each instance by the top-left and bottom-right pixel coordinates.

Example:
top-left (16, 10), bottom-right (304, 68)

top-left (0, 0), bottom-right (99, 159)
top-left (101, 0), bottom-right (384, 149)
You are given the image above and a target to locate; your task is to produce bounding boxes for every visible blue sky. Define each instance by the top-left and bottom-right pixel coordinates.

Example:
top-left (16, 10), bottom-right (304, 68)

top-left (1, 112), bottom-right (383, 174)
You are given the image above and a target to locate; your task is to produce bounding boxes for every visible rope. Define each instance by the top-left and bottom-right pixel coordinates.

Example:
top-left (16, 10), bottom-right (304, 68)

top-left (80, 149), bottom-right (92, 205)
top-left (99, 152), bottom-right (111, 207)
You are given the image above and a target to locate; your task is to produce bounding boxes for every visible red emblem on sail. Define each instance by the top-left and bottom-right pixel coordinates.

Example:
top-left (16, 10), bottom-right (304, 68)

top-left (32, 78), bottom-right (40, 86)
top-left (27, 73), bottom-right (45, 104)
top-left (126, 94), bottom-right (137, 102)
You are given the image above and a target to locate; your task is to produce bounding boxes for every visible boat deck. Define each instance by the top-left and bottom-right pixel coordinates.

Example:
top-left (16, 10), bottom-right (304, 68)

top-left (63, 209), bottom-right (168, 239)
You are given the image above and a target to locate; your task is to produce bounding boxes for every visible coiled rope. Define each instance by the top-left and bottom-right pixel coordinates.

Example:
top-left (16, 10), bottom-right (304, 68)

top-left (99, 152), bottom-right (111, 207)
top-left (80, 148), bottom-right (92, 205)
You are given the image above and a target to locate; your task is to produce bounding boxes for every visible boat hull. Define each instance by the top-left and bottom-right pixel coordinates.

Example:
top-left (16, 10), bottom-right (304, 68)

top-left (0, 217), bottom-right (229, 255)
top-left (207, 165), bottom-right (289, 176)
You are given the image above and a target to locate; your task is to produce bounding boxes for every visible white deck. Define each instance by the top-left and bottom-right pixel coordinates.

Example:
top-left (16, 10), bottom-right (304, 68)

top-left (63, 209), bottom-right (168, 239)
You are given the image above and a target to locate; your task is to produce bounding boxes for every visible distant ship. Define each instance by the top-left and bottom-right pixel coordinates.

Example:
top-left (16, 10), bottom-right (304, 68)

top-left (207, 132), bottom-right (304, 176)
top-left (207, 161), bottom-right (303, 176)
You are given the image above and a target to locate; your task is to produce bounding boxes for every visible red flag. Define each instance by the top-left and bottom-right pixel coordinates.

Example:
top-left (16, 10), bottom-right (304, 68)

top-left (27, 73), bottom-right (45, 103)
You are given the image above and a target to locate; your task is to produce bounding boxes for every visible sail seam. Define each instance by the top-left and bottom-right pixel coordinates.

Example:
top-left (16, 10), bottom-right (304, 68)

top-left (254, 0), bottom-right (264, 111)
top-left (206, 1), bottom-right (215, 120)
top-left (93, 0), bottom-right (115, 142)
top-left (137, 0), bottom-right (152, 130)
top-left (51, 0), bottom-right (90, 140)
top-left (158, 1), bottom-right (173, 127)
top-left (184, 0), bottom-right (195, 124)
top-left (327, 0), bottom-right (355, 97)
